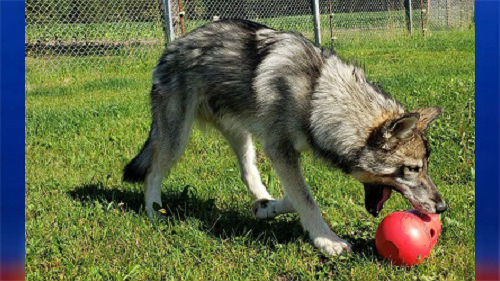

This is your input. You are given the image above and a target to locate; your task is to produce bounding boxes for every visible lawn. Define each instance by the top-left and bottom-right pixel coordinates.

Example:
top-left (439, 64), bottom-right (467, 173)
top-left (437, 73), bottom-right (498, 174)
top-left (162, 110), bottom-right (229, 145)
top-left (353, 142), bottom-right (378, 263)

top-left (25, 28), bottom-right (475, 280)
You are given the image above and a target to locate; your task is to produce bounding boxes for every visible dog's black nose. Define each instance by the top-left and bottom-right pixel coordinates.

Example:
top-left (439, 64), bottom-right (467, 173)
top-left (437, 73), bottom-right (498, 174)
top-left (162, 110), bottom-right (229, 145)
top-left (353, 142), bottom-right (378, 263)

top-left (435, 201), bottom-right (447, 213)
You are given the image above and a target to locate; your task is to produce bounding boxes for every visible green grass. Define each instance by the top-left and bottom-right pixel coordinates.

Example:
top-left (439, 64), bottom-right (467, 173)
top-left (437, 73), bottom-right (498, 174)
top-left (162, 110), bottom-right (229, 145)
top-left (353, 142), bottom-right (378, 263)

top-left (26, 29), bottom-right (475, 280)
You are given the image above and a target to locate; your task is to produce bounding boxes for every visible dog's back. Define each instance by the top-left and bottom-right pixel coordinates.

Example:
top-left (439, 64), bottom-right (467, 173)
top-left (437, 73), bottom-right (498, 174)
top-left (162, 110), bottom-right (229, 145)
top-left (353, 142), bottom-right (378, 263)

top-left (152, 20), bottom-right (325, 132)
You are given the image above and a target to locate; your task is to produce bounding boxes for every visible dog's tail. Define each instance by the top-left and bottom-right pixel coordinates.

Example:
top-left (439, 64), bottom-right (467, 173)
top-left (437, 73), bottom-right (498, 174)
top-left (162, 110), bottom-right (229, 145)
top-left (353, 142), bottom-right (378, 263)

top-left (123, 133), bottom-right (153, 183)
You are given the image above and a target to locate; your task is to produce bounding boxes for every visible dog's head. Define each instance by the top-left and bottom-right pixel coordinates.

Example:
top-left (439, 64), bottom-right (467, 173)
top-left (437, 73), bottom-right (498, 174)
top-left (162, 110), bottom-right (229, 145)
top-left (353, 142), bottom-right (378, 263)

top-left (351, 107), bottom-right (446, 217)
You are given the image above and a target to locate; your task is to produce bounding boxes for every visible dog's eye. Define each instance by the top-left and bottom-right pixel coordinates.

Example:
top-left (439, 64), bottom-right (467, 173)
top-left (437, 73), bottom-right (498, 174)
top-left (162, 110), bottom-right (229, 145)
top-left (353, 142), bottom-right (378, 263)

top-left (404, 166), bottom-right (420, 174)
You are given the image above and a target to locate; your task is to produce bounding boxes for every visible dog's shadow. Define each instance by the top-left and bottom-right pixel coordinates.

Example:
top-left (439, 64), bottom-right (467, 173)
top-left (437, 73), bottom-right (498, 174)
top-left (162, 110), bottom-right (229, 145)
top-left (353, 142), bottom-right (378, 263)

top-left (68, 184), bottom-right (307, 245)
top-left (68, 184), bottom-right (376, 256)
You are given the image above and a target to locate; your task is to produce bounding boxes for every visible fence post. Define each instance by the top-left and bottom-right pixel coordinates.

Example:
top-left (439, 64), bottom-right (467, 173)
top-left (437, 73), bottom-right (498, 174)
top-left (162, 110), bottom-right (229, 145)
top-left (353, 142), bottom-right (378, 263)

top-left (404, 0), bottom-right (413, 34)
top-left (312, 0), bottom-right (321, 46)
top-left (178, 0), bottom-right (185, 35)
top-left (420, 0), bottom-right (425, 35)
top-left (162, 0), bottom-right (175, 42)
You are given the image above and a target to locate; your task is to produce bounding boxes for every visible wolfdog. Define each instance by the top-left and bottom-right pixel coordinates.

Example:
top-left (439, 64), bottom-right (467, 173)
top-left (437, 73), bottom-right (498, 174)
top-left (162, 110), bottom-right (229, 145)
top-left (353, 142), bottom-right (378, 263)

top-left (123, 19), bottom-right (446, 256)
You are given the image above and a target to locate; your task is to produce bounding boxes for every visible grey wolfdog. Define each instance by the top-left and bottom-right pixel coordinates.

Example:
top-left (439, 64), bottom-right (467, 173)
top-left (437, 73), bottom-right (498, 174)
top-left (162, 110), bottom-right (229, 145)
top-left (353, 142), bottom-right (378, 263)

top-left (123, 19), bottom-right (446, 256)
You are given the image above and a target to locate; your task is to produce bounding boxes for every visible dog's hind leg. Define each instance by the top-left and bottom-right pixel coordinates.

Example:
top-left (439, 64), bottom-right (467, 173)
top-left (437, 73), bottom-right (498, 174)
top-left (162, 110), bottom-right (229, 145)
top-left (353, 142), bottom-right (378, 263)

top-left (124, 84), bottom-right (197, 219)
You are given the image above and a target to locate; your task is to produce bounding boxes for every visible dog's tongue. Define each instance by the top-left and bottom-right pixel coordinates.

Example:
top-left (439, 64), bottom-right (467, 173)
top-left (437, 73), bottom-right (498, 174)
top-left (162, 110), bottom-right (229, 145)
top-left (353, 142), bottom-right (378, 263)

top-left (376, 187), bottom-right (392, 213)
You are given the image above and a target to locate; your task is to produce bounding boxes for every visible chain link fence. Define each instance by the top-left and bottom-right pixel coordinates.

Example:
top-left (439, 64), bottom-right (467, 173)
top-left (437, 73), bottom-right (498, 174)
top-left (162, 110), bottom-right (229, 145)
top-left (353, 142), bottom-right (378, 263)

top-left (25, 0), bottom-right (474, 70)
top-left (26, 0), bottom-right (167, 71)
top-left (316, 0), bottom-right (474, 46)
top-left (168, 0), bottom-right (316, 37)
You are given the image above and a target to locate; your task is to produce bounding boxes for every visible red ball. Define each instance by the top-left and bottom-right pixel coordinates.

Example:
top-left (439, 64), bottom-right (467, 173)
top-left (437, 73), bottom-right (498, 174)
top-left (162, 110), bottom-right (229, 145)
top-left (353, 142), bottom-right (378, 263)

top-left (405, 210), bottom-right (441, 247)
top-left (375, 210), bottom-right (433, 266)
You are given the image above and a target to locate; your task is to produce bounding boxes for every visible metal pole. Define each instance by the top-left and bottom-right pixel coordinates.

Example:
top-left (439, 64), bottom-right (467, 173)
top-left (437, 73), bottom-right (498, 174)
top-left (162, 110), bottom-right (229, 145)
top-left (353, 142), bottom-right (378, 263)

top-left (420, 0), bottom-right (425, 36)
top-left (162, 0), bottom-right (175, 42)
top-left (405, 0), bottom-right (413, 34)
top-left (312, 0), bottom-right (321, 46)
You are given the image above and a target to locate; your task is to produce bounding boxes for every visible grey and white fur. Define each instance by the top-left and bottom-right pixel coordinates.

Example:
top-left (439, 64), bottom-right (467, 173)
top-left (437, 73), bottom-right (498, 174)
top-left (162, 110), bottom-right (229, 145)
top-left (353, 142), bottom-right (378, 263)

top-left (123, 19), bottom-right (446, 256)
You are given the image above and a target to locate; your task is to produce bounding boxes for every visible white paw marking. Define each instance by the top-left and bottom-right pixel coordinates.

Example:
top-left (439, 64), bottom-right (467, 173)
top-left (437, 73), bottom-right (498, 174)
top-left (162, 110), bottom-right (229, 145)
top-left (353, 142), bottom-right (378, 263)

top-left (252, 199), bottom-right (278, 219)
top-left (313, 236), bottom-right (352, 256)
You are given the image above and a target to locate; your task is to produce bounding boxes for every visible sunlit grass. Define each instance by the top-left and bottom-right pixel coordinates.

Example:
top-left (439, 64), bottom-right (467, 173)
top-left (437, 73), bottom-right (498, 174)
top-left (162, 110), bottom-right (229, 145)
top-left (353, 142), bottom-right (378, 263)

top-left (26, 29), bottom-right (474, 281)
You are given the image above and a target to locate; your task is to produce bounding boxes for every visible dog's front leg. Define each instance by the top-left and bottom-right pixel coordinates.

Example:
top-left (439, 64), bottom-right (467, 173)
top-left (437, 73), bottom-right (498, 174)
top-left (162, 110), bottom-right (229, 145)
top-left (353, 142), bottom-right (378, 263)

top-left (266, 147), bottom-right (351, 256)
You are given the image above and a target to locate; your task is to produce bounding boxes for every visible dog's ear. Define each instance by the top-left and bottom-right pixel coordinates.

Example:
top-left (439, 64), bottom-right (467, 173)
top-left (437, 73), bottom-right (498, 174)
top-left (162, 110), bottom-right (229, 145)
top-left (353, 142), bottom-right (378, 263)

top-left (385, 113), bottom-right (419, 140)
top-left (369, 113), bottom-right (419, 150)
top-left (415, 107), bottom-right (442, 131)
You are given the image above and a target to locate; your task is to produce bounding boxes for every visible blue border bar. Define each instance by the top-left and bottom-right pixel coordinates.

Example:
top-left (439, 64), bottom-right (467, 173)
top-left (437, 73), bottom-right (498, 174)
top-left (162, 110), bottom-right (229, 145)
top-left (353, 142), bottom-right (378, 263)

top-left (0, 0), bottom-right (496, 280)
top-left (475, 0), bottom-right (500, 280)
top-left (0, 0), bottom-right (26, 280)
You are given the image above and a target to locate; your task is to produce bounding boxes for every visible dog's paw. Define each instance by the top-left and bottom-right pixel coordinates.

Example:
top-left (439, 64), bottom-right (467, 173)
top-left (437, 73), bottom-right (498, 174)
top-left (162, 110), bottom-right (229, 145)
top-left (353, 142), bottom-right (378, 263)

top-left (146, 205), bottom-right (168, 221)
top-left (313, 236), bottom-right (352, 256)
top-left (252, 198), bottom-right (278, 219)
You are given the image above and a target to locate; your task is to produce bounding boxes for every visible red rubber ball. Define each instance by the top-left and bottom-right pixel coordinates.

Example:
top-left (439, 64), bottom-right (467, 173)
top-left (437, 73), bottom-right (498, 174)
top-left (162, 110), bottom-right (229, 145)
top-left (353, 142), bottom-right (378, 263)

top-left (375, 211), bottom-right (433, 266)
top-left (405, 210), bottom-right (441, 247)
